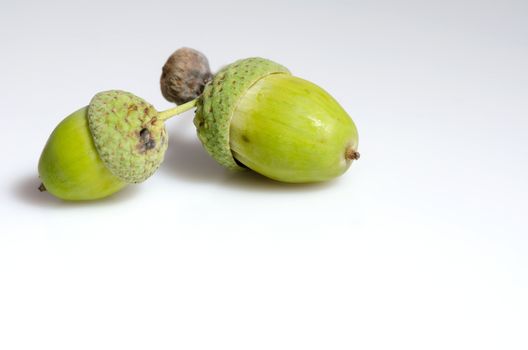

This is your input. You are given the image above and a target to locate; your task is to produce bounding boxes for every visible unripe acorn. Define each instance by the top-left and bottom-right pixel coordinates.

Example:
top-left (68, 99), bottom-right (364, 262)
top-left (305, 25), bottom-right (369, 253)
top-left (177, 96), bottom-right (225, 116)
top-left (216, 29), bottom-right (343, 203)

top-left (191, 57), bottom-right (360, 183)
top-left (38, 90), bottom-right (194, 200)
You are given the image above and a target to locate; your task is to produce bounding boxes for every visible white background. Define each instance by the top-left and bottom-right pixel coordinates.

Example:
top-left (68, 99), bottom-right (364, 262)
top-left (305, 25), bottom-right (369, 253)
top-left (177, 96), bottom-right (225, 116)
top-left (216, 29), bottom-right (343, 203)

top-left (1, 0), bottom-right (527, 349)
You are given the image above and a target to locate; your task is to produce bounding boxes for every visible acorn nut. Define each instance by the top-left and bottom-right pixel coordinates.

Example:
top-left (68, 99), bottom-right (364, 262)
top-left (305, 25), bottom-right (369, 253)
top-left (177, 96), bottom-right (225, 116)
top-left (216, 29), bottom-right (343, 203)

top-left (193, 57), bottom-right (360, 183)
top-left (38, 90), bottom-right (195, 200)
top-left (160, 47), bottom-right (213, 105)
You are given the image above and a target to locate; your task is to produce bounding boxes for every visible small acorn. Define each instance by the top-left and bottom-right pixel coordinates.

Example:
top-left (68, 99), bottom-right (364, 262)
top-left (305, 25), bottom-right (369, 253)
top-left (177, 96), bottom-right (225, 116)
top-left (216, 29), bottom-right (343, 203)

top-left (160, 47), bottom-right (213, 105)
top-left (38, 90), bottom-right (194, 200)
top-left (187, 57), bottom-right (359, 183)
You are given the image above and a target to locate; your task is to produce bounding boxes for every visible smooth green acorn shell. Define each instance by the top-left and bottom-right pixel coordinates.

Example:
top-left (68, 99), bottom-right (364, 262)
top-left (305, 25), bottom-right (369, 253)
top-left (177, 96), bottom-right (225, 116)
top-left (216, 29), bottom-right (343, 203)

top-left (230, 74), bottom-right (358, 182)
top-left (38, 107), bottom-right (127, 200)
top-left (194, 58), bottom-right (290, 170)
top-left (194, 58), bottom-right (359, 183)
top-left (88, 90), bottom-right (168, 183)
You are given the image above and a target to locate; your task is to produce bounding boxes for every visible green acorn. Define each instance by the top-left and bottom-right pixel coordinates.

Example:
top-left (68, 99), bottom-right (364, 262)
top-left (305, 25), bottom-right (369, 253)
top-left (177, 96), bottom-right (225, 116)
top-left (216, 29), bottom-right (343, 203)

top-left (190, 57), bottom-right (359, 183)
top-left (38, 90), bottom-right (194, 200)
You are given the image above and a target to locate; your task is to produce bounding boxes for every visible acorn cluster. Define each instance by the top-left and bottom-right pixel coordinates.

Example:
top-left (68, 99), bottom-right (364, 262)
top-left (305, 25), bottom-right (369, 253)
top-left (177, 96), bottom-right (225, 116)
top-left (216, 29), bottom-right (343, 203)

top-left (38, 48), bottom-right (360, 200)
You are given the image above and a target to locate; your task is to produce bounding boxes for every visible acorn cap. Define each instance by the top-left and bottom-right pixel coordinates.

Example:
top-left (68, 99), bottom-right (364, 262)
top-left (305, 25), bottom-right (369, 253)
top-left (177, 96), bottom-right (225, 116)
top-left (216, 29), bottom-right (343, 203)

top-left (88, 90), bottom-right (168, 183)
top-left (194, 58), bottom-right (290, 170)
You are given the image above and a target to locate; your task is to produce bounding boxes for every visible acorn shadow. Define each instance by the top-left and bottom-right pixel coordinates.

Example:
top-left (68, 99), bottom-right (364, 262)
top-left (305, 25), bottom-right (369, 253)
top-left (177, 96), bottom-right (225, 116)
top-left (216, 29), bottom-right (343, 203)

top-left (161, 116), bottom-right (227, 184)
top-left (13, 175), bottom-right (141, 208)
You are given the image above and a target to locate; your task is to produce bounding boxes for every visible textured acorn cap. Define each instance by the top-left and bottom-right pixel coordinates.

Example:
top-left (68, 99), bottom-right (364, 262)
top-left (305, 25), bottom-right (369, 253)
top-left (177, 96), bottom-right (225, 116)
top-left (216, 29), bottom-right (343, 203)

top-left (88, 90), bottom-right (168, 183)
top-left (194, 57), bottom-right (290, 170)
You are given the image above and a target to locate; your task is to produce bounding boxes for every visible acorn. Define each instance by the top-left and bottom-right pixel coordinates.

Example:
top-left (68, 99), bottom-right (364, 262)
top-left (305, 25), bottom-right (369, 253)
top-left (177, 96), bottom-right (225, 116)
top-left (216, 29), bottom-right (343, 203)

top-left (162, 55), bottom-right (359, 183)
top-left (160, 47), bottom-right (212, 105)
top-left (38, 90), bottom-right (195, 200)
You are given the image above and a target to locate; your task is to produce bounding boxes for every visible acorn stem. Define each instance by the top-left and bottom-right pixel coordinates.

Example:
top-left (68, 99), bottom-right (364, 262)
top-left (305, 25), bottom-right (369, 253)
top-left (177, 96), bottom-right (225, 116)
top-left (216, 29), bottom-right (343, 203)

top-left (345, 147), bottom-right (360, 161)
top-left (38, 183), bottom-right (46, 192)
top-left (158, 98), bottom-right (198, 121)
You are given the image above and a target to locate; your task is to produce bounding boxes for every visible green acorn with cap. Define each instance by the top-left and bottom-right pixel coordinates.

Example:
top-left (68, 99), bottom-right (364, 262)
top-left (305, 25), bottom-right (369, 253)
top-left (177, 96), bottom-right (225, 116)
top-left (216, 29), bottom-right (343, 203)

top-left (38, 90), bottom-right (197, 200)
top-left (38, 48), bottom-right (359, 201)
top-left (161, 49), bottom-right (360, 183)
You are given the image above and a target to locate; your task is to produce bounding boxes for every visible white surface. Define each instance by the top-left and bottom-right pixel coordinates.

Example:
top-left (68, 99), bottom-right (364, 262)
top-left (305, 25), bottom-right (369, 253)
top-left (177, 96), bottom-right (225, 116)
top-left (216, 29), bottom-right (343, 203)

top-left (1, 0), bottom-right (527, 349)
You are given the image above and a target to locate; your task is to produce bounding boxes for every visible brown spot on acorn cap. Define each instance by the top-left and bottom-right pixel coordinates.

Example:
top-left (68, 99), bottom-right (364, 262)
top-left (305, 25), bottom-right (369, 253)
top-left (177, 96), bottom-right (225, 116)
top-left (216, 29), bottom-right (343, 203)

top-left (161, 47), bottom-right (213, 105)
